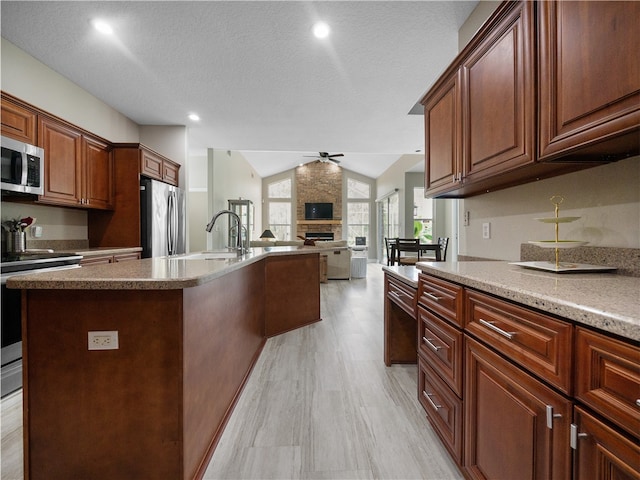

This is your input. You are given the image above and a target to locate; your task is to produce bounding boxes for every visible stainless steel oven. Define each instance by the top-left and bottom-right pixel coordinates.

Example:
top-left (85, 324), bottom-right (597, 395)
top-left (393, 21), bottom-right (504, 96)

top-left (1, 252), bottom-right (82, 397)
top-left (1, 135), bottom-right (44, 195)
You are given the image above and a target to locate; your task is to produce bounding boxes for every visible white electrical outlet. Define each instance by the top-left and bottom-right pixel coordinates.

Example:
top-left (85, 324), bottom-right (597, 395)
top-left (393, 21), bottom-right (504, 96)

top-left (88, 331), bottom-right (119, 350)
top-left (482, 222), bottom-right (491, 239)
top-left (464, 211), bottom-right (470, 226)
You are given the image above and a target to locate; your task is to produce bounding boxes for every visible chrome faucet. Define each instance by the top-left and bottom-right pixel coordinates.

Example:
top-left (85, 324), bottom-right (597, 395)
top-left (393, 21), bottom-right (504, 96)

top-left (205, 210), bottom-right (245, 254)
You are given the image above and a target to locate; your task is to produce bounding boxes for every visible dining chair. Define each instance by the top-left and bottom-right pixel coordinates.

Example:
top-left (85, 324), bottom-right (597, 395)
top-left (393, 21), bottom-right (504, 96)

top-left (396, 238), bottom-right (421, 265)
top-left (438, 237), bottom-right (449, 261)
top-left (384, 238), bottom-right (396, 266)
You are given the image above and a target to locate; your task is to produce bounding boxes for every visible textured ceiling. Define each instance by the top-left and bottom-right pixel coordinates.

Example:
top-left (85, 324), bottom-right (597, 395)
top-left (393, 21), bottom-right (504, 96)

top-left (1, 1), bottom-right (478, 178)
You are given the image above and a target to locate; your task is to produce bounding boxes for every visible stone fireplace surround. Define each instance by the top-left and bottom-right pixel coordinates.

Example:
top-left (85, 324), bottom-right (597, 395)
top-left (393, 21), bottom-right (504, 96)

top-left (295, 162), bottom-right (343, 240)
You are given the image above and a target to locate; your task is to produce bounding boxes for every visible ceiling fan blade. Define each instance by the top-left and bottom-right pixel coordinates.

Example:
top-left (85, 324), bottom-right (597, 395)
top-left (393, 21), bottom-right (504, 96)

top-left (327, 153), bottom-right (344, 158)
top-left (329, 158), bottom-right (341, 164)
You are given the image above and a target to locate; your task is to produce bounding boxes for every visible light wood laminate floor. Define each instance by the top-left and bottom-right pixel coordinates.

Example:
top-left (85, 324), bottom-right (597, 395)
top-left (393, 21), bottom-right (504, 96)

top-left (1, 264), bottom-right (462, 480)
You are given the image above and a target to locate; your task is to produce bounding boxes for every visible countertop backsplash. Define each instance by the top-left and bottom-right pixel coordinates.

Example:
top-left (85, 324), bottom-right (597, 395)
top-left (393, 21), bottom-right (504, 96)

top-left (520, 244), bottom-right (640, 277)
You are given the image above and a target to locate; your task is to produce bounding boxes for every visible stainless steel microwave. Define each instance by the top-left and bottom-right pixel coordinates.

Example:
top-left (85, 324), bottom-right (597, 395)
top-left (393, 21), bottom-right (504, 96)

top-left (1, 135), bottom-right (44, 195)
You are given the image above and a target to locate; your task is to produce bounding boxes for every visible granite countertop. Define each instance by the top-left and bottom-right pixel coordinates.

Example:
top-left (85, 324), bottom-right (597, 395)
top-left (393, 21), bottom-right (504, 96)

top-left (413, 261), bottom-right (640, 342)
top-left (382, 265), bottom-right (420, 288)
top-left (7, 247), bottom-right (316, 291)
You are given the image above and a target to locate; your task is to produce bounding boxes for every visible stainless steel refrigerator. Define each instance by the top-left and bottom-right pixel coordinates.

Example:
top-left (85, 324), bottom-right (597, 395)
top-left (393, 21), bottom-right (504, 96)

top-left (140, 178), bottom-right (186, 258)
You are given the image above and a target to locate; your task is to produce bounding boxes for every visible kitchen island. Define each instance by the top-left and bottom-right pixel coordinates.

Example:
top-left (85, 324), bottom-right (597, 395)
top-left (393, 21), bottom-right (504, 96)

top-left (8, 247), bottom-right (321, 480)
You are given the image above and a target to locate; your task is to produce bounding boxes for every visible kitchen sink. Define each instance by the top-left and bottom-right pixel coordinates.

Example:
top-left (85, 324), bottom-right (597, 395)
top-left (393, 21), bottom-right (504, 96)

top-left (180, 251), bottom-right (240, 260)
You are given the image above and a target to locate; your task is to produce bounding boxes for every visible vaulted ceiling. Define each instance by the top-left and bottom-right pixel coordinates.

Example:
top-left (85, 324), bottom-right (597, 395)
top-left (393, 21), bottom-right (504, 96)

top-left (1, 1), bottom-right (479, 178)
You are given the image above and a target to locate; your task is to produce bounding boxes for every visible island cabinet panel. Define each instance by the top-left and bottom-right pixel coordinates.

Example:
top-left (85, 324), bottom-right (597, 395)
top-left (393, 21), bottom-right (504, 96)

top-left (464, 337), bottom-right (572, 480)
top-left (264, 253), bottom-right (321, 337)
top-left (384, 274), bottom-right (418, 366)
top-left (538, 1), bottom-right (640, 162)
top-left (182, 260), bottom-right (265, 480)
top-left (23, 288), bottom-right (184, 480)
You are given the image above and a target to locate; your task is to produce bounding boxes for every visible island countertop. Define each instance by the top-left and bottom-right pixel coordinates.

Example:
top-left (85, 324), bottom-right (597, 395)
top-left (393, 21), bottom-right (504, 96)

top-left (6, 247), bottom-right (317, 290)
top-left (414, 261), bottom-right (640, 342)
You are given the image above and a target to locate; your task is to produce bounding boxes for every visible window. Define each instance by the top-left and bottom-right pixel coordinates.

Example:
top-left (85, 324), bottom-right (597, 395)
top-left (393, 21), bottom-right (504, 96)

top-left (378, 192), bottom-right (399, 263)
top-left (413, 187), bottom-right (433, 242)
top-left (347, 178), bottom-right (371, 245)
top-left (266, 178), bottom-right (292, 240)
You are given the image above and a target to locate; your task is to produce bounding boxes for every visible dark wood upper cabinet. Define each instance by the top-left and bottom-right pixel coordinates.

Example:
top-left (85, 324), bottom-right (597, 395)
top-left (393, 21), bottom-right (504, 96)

top-left (538, 1), bottom-right (640, 162)
top-left (422, 0), bottom-right (638, 198)
top-left (37, 116), bottom-right (113, 210)
top-left (460, 0), bottom-right (535, 183)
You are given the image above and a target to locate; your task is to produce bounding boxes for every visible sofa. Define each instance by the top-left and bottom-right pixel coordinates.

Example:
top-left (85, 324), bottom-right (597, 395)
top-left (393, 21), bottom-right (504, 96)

top-left (250, 240), bottom-right (352, 280)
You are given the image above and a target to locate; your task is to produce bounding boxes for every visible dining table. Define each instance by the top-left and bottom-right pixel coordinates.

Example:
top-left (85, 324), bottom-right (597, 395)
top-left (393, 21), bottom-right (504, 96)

top-left (391, 241), bottom-right (441, 264)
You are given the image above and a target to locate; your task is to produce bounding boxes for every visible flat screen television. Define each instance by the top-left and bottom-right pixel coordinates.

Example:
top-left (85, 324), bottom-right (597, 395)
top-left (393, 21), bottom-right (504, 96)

top-left (305, 202), bottom-right (333, 220)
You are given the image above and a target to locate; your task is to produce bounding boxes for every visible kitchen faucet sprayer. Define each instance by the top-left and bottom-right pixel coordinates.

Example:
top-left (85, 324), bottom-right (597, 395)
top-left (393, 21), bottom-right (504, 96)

top-left (205, 210), bottom-right (245, 254)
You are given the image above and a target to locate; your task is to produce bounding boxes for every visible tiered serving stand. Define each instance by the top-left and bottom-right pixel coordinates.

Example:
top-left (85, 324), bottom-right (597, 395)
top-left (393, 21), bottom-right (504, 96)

top-left (511, 196), bottom-right (616, 273)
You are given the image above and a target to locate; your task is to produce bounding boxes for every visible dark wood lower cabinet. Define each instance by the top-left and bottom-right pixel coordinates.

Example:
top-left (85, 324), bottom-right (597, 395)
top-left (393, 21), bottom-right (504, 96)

top-left (572, 406), bottom-right (640, 480)
top-left (464, 336), bottom-right (572, 480)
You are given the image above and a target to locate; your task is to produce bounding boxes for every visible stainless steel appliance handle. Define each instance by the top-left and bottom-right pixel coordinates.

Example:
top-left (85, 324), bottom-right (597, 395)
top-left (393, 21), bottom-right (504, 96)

top-left (167, 192), bottom-right (175, 255)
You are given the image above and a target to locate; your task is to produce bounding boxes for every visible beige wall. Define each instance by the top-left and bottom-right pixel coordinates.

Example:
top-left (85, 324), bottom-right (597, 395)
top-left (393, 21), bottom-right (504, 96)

top-left (205, 149), bottom-right (262, 251)
top-left (1, 39), bottom-right (190, 245)
top-left (459, 157), bottom-right (640, 260)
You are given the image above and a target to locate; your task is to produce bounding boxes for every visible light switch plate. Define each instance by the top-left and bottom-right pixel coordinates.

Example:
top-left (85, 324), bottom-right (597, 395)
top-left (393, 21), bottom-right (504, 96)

top-left (482, 222), bottom-right (491, 239)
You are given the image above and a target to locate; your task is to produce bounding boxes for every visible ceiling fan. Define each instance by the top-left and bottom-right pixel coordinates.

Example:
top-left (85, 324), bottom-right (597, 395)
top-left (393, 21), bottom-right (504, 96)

top-left (303, 151), bottom-right (344, 164)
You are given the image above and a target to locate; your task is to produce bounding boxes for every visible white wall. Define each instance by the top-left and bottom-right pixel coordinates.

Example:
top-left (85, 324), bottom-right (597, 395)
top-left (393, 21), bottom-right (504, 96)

top-left (205, 149), bottom-right (262, 250)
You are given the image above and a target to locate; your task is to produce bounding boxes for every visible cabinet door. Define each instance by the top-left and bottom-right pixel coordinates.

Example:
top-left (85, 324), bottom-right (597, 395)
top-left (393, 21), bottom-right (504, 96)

top-left (464, 337), bottom-right (571, 480)
top-left (162, 159), bottom-right (179, 186)
top-left (1, 95), bottom-right (37, 143)
top-left (572, 406), bottom-right (640, 480)
top-left (461, 0), bottom-right (535, 181)
top-left (538, 1), bottom-right (640, 161)
top-left (140, 149), bottom-right (163, 180)
top-left (575, 327), bottom-right (640, 440)
top-left (83, 136), bottom-right (114, 210)
top-left (423, 71), bottom-right (462, 195)
top-left (38, 117), bottom-right (82, 206)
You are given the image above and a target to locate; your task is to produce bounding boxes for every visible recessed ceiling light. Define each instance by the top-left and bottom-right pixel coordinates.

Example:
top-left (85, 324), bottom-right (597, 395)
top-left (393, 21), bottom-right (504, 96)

top-left (92, 19), bottom-right (113, 35)
top-left (188, 113), bottom-right (200, 122)
top-left (313, 22), bottom-right (330, 39)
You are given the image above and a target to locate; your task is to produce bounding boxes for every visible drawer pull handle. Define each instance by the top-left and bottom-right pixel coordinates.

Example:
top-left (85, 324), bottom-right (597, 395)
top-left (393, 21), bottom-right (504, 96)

top-left (636, 399), bottom-right (640, 408)
top-left (423, 391), bottom-right (442, 410)
top-left (479, 318), bottom-right (516, 340)
top-left (570, 424), bottom-right (588, 450)
top-left (546, 405), bottom-right (562, 429)
top-left (423, 336), bottom-right (443, 351)
top-left (423, 292), bottom-right (442, 302)
top-left (422, 337), bottom-right (442, 352)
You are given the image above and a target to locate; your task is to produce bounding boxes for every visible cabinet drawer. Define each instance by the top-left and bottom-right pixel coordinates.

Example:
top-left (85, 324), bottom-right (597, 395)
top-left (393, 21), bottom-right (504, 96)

top-left (575, 327), bottom-right (640, 439)
top-left (80, 255), bottom-right (113, 266)
top-left (387, 276), bottom-right (417, 318)
top-left (113, 252), bottom-right (141, 262)
top-left (465, 290), bottom-right (573, 394)
top-left (418, 305), bottom-right (463, 397)
top-left (418, 274), bottom-right (463, 327)
top-left (418, 356), bottom-right (463, 464)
